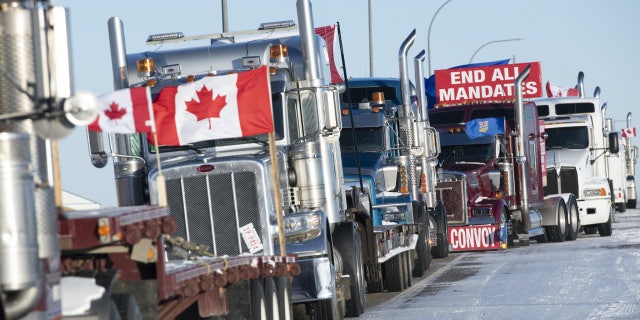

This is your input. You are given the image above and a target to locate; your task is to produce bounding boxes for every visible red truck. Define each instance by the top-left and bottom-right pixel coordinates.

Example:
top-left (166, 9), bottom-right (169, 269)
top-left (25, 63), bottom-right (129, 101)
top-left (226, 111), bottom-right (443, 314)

top-left (428, 63), bottom-right (578, 251)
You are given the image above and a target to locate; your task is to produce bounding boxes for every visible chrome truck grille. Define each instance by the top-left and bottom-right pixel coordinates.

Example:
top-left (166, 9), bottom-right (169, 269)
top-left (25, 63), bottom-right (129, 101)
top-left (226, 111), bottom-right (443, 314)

top-left (166, 171), bottom-right (264, 257)
top-left (436, 172), bottom-right (467, 225)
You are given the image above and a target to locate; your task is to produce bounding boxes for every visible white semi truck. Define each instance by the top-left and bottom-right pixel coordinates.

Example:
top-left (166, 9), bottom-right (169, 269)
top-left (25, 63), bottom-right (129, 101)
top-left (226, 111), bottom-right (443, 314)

top-left (535, 72), bottom-right (617, 236)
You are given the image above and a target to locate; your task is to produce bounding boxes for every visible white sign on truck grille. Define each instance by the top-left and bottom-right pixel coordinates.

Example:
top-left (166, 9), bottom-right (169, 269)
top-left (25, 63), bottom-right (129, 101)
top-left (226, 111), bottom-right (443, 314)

top-left (239, 223), bottom-right (263, 254)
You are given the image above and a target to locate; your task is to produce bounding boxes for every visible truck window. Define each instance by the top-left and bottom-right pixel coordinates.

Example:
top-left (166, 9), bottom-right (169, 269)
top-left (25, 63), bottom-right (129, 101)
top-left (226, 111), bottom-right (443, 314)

top-left (537, 105), bottom-right (549, 116)
top-left (429, 110), bottom-right (464, 125)
top-left (343, 86), bottom-right (398, 105)
top-left (340, 127), bottom-right (385, 152)
top-left (545, 126), bottom-right (589, 149)
top-left (470, 107), bottom-right (515, 121)
top-left (555, 102), bottom-right (595, 115)
top-left (438, 143), bottom-right (494, 164)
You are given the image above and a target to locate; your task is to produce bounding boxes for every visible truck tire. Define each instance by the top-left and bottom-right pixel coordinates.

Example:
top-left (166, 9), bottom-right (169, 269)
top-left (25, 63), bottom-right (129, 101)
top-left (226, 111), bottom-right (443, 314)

top-left (412, 225), bottom-right (431, 277)
top-left (430, 203), bottom-right (449, 258)
top-left (264, 278), bottom-right (280, 320)
top-left (306, 298), bottom-right (339, 320)
top-left (276, 277), bottom-right (293, 320)
top-left (628, 199), bottom-right (637, 209)
top-left (565, 195), bottom-right (579, 241)
top-left (366, 263), bottom-right (384, 293)
top-left (250, 279), bottom-right (267, 320)
top-left (413, 203), bottom-right (431, 277)
top-left (383, 255), bottom-right (404, 292)
top-left (547, 201), bottom-right (567, 242)
top-left (333, 222), bottom-right (366, 317)
top-left (616, 201), bottom-right (627, 213)
top-left (598, 213), bottom-right (613, 237)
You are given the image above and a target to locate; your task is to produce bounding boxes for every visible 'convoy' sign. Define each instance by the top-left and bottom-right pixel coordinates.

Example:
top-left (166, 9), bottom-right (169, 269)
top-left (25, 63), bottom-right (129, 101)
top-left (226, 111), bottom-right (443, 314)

top-left (435, 62), bottom-right (542, 106)
top-left (448, 225), bottom-right (502, 251)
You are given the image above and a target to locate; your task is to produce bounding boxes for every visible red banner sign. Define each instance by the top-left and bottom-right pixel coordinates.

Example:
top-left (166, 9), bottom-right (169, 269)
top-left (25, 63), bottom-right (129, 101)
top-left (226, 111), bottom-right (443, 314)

top-left (435, 62), bottom-right (542, 106)
top-left (448, 225), bottom-right (502, 251)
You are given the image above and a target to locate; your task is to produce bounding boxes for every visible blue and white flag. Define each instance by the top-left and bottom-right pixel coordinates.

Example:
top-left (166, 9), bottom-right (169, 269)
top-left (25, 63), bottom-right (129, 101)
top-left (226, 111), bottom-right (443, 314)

top-left (465, 117), bottom-right (504, 139)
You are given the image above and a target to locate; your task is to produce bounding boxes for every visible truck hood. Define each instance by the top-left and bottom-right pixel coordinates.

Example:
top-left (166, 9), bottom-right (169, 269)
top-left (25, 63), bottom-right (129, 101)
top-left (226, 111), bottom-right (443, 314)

top-left (546, 148), bottom-right (589, 169)
top-left (341, 152), bottom-right (384, 177)
top-left (440, 161), bottom-right (489, 173)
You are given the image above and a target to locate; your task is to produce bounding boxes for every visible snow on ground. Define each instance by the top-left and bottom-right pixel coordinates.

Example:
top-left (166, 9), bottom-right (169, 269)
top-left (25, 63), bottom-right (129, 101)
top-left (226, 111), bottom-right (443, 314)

top-left (358, 208), bottom-right (640, 320)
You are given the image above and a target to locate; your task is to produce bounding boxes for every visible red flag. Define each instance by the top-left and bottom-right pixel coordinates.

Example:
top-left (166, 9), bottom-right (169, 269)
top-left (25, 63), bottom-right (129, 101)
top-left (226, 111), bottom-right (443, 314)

top-left (88, 87), bottom-right (155, 133)
top-left (546, 81), bottom-right (579, 98)
top-left (315, 25), bottom-right (344, 84)
top-left (151, 66), bottom-right (274, 146)
top-left (621, 127), bottom-right (636, 138)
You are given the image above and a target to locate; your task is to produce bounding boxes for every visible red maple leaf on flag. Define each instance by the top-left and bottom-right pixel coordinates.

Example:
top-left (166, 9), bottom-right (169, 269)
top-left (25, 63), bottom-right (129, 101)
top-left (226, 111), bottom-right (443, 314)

top-left (104, 102), bottom-right (127, 121)
top-left (185, 85), bottom-right (227, 129)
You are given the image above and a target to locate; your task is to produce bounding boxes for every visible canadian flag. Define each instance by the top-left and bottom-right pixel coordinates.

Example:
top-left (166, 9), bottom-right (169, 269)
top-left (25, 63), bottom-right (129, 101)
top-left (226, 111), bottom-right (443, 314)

top-left (151, 66), bottom-right (273, 146)
top-left (621, 127), bottom-right (637, 138)
top-left (88, 87), bottom-right (155, 133)
top-left (546, 81), bottom-right (579, 98)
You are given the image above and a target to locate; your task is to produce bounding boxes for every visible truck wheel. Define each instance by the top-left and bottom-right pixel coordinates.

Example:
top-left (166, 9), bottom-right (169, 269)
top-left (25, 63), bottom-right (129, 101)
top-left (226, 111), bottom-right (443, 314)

top-left (366, 263), bottom-right (384, 293)
top-left (598, 213), bottom-right (613, 237)
top-left (584, 226), bottom-right (598, 234)
top-left (616, 201), bottom-right (627, 213)
top-left (402, 251), bottom-right (413, 288)
top-left (413, 225), bottom-right (431, 277)
top-left (264, 278), bottom-right (281, 320)
top-left (628, 199), bottom-right (636, 209)
top-left (250, 279), bottom-right (267, 320)
top-left (333, 222), bottom-right (366, 317)
top-left (275, 277), bottom-right (293, 320)
top-left (383, 255), bottom-right (404, 292)
top-left (565, 195), bottom-right (579, 241)
top-left (535, 233), bottom-right (548, 243)
top-left (306, 298), bottom-right (338, 320)
top-left (430, 203), bottom-right (449, 258)
top-left (548, 201), bottom-right (567, 242)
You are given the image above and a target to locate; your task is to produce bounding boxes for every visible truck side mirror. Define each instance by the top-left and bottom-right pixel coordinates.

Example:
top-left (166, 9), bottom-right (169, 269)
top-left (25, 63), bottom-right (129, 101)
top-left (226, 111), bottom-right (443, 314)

top-left (608, 132), bottom-right (619, 154)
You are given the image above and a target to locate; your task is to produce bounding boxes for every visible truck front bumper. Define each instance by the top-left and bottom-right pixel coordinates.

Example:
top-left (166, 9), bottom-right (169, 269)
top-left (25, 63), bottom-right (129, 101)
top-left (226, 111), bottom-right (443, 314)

top-left (290, 256), bottom-right (335, 303)
top-left (577, 198), bottom-right (611, 226)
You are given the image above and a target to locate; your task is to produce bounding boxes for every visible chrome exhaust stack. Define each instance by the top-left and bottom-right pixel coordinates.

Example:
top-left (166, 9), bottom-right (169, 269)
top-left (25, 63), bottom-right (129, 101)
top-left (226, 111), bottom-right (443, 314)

top-left (514, 65), bottom-right (532, 231)
top-left (577, 71), bottom-right (585, 98)
top-left (398, 29), bottom-right (418, 199)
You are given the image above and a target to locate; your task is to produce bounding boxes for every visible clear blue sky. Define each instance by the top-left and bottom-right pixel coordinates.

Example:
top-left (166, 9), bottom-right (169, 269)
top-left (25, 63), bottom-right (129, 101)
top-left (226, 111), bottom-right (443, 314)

top-left (55, 0), bottom-right (640, 207)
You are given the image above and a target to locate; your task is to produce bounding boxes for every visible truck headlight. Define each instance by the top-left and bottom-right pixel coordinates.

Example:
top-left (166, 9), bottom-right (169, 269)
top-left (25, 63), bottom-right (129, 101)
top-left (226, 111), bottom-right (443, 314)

top-left (583, 188), bottom-right (607, 198)
top-left (280, 211), bottom-right (322, 243)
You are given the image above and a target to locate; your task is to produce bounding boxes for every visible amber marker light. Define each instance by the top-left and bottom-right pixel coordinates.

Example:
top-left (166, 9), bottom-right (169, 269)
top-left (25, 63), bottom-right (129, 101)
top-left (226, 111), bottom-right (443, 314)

top-left (342, 109), bottom-right (349, 115)
top-left (270, 44), bottom-right (288, 60)
top-left (186, 75), bottom-right (195, 82)
top-left (137, 57), bottom-right (155, 77)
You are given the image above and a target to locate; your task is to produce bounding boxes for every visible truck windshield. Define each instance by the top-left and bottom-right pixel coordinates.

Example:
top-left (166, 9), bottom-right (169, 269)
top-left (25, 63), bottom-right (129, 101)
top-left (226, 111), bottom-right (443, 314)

top-left (545, 126), bottom-right (589, 149)
top-left (340, 127), bottom-right (385, 152)
top-left (438, 144), bottom-right (494, 164)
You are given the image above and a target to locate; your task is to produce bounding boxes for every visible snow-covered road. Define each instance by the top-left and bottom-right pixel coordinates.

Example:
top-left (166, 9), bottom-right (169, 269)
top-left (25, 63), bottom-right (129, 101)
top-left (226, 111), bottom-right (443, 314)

top-left (357, 209), bottom-right (640, 319)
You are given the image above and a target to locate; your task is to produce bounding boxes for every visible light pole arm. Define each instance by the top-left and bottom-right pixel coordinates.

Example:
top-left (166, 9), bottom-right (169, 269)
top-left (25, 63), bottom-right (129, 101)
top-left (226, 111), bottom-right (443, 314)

top-left (469, 38), bottom-right (523, 63)
top-left (427, 0), bottom-right (453, 75)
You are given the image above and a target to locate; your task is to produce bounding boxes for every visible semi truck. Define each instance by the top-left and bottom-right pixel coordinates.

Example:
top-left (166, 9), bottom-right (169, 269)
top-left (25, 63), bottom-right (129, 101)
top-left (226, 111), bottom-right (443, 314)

top-left (535, 71), bottom-right (616, 236)
top-left (428, 63), bottom-right (578, 251)
top-left (604, 109), bottom-right (630, 212)
top-left (623, 112), bottom-right (638, 209)
top-left (339, 55), bottom-right (448, 281)
top-left (82, 0), bottom-right (414, 318)
top-left (0, 2), bottom-right (298, 320)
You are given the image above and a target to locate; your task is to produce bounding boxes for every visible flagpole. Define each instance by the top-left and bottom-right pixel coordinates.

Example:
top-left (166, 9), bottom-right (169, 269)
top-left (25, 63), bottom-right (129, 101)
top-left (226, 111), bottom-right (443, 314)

top-left (268, 131), bottom-right (286, 256)
top-left (153, 131), bottom-right (168, 207)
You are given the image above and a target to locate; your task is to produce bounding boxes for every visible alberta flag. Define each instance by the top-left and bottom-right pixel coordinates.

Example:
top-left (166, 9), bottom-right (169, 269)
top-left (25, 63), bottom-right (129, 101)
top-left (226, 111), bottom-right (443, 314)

top-left (151, 66), bottom-right (274, 146)
top-left (465, 117), bottom-right (505, 139)
top-left (88, 87), bottom-right (155, 134)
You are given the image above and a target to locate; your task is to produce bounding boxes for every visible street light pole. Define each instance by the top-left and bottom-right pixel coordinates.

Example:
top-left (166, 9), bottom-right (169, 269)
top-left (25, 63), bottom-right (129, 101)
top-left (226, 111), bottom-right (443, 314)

top-left (368, 0), bottom-right (374, 76)
top-left (427, 0), bottom-right (453, 75)
top-left (469, 38), bottom-right (523, 63)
